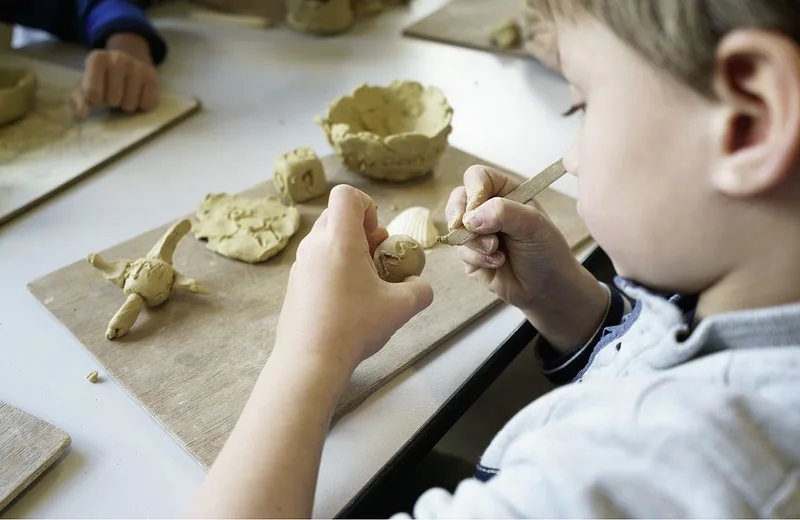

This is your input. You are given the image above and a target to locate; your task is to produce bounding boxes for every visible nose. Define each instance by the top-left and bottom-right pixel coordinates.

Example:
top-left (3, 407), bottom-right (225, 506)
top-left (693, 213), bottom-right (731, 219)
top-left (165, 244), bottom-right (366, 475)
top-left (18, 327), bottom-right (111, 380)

top-left (563, 139), bottom-right (579, 177)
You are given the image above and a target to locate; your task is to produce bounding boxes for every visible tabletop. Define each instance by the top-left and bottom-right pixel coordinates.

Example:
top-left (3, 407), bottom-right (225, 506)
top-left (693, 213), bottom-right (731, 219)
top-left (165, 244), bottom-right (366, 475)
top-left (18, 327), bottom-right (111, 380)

top-left (0, 1), bottom-right (582, 517)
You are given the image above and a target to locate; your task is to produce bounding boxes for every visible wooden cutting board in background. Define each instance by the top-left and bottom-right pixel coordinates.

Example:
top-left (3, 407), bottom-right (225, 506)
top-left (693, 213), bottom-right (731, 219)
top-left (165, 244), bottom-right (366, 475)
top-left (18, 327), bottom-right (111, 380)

top-left (0, 403), bottom-right (71, 511)
top-left (403, 0), bottom-right (528, 58)
top-left (28, 146), bottom-right (591, 469)
top-left (0, 52), bottom-right (200, 226)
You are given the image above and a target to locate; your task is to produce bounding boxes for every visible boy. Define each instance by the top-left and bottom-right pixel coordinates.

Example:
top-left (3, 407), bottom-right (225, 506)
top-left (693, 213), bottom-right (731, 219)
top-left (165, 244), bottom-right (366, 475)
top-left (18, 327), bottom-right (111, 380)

top-left (2, 0), bottom-right (167, 116)
top-left (190, 0), bottom-right (800, 517)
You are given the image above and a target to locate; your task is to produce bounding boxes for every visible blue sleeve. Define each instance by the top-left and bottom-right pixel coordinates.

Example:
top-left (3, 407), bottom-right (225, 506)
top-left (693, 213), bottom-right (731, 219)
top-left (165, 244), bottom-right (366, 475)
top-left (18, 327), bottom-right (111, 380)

top-left (534, 283), bottom-right (631, 386)
top-left (81, 0), bottom-right (167, 64)
top-left (0, 0), bottom-right (166, 65)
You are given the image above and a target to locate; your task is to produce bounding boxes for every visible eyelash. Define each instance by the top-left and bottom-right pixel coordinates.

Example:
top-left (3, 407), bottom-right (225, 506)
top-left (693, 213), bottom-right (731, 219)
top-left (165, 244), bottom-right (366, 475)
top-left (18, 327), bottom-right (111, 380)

top-left (561, 103), bottom-right (586, 117)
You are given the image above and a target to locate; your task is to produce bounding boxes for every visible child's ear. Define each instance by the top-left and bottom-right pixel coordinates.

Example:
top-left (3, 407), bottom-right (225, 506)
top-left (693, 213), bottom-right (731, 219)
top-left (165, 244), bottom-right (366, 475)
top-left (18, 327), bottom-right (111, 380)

top-left (711, 29), bottom-right (800, 197)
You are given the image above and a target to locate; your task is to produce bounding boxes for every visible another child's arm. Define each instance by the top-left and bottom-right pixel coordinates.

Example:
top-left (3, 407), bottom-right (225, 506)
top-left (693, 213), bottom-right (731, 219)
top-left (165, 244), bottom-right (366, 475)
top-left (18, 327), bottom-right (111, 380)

top-left (188, 186), bottom-right (433, 518)
top-left (3, 0), bottom-right (166, 116)
top-left (445, 164), bottom-right (611, 354)
top-left (73, 0), bottom-right (166, 117)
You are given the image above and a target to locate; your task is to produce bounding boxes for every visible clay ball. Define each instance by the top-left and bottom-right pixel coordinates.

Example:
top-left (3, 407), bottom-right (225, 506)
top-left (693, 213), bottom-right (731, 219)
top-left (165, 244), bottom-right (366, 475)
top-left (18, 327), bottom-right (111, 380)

top-left (373, 234), bottom-right (426, 283)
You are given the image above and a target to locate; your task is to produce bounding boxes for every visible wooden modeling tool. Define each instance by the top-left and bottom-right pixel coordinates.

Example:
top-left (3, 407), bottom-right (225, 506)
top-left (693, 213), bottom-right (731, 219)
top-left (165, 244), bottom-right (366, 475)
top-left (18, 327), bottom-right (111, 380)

top-left (436, 159), bottom-right (567, 246)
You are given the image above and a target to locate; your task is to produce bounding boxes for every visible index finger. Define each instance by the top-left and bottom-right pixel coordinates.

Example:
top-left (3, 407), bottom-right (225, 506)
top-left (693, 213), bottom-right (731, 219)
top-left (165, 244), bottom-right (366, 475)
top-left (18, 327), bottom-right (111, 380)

top-left (463, 165), bottom-right (521, 211)
top-left (326, 185), bottom-right (379, 245)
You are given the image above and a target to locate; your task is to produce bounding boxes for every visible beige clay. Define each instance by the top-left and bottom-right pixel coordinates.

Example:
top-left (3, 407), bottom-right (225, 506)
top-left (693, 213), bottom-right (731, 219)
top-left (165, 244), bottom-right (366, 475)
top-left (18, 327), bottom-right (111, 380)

top-left (353, 0), bottom-right (410, 16)
top-left (373, 234), bottom-right (426, 283)
top-left (285, 0), bottom-right (355, 35)
top-left (193, 193), bottom-right (301, 263)
top-left (386, 206), bottom-right (439, 249)
top-left (273, 147), bottom-right (327, 203)
top-left (316, 80), bottom-right (453, 181)
top-left (490, 19), bottom-right (522, 49)
top-left (87, 220), bottom-right (209, 340)
top-left (86, 371), bottom-right (99, 383)
top-left (0, 68), bottom-right (37, 128)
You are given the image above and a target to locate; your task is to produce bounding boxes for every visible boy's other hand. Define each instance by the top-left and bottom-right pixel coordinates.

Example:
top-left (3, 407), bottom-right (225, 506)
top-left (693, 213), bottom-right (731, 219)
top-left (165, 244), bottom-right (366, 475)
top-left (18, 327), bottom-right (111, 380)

top-left (445, 165), bottom-right (587, 316)
top-left (72, 33), bottom-right (158, 118)
top-left (275, 185), bottom-right (434, 371)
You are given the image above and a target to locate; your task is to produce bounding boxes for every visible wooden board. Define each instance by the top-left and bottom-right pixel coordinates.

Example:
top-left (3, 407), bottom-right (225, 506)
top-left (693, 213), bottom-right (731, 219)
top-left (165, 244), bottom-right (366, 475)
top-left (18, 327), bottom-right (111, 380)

top-left (0, 403), bottom-right (71, 511)
top-left (403, 0), bottom-right (528, 58)
top-left (28, 146), bottom-right (591, 469)
top-left (0, 52), bottom-right (201, 226)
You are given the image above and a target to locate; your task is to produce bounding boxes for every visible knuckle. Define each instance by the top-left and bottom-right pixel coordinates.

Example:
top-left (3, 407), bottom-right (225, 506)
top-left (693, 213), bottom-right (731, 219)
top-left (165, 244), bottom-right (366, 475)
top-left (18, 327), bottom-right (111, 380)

top-left (86, 50), bottom-right (107, 66)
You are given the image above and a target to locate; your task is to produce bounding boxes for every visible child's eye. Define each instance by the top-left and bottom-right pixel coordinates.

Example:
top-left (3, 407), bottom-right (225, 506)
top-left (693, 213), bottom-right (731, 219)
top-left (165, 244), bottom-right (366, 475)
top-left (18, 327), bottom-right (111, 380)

top-left (561, 103), bottom-right (586, 117)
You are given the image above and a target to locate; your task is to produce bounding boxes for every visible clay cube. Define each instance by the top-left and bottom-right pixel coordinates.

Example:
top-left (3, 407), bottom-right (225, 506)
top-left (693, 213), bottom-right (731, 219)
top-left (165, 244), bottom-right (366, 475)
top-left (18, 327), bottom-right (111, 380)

top-left (273, 147), bottom-right (327, 203)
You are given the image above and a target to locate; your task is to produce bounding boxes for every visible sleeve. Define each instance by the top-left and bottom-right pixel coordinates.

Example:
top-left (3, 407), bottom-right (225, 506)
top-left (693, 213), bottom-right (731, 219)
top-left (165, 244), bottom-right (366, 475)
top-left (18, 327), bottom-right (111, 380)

top-left (534, 282), bottom-right (632, 385)
top-left (394, 384), bottom-right (793, 518)
top-left (80, 0), bottom-right (168, 64)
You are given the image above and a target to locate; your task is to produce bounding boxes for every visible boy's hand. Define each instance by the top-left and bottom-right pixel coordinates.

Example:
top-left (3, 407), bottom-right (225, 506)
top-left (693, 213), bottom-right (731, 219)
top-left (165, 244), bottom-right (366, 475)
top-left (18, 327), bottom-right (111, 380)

top-left (275, 185), bottom-right (434, 370)
top-left (446, 165), bottom-right (609, 351)
top-left (72, 33), bottom-right (158, 118)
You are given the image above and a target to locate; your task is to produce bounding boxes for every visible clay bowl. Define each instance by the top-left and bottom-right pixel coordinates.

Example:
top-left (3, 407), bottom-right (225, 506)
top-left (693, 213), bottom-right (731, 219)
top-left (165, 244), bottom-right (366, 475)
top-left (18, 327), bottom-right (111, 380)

top-left (0, 68), bottom-right (37, 127)
top-left (316, 80), bottom-right (453, 182)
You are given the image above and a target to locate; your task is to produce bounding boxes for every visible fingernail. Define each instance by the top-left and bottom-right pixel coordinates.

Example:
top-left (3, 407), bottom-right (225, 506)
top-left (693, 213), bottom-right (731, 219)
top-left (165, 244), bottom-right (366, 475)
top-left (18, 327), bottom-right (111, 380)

top-left (448, 213), bottom-right (462, 230)
top-left (477, 236), bottom-right (494, 253)
top-left (463, 210), bottom-right (482, 231)
top-left (487, 252), bottom-right (504, 266)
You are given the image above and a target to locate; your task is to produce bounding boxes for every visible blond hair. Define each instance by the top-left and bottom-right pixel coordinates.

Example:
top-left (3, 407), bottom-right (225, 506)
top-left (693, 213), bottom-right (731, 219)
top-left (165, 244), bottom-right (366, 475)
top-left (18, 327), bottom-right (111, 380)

top-left (530, 0), bottom-right (800, 97)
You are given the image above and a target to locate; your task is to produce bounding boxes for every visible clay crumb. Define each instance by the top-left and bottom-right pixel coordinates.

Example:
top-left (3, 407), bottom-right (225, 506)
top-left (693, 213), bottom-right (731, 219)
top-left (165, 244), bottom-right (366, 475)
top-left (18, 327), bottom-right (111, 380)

top-left (87, 370), bottom-right (99, 383)
top-left (490, 18), bottom-right (521, 49)
top-left (389, 204), bottom-right (399, 211)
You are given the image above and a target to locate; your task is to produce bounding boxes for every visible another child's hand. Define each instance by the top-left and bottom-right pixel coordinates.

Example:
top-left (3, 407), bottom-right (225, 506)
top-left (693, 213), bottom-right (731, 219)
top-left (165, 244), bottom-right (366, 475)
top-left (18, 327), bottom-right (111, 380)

top-left (445, 165), bottom-right (582, 314)
top-left (72, 33), bottom-right (158, 118)
top-left (275, 185), bottom-right (434, 370)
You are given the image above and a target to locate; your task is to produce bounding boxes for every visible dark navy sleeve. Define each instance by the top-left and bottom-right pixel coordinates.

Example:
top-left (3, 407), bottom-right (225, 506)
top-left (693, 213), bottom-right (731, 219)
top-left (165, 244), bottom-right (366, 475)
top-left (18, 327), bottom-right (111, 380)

top-left (81, 0), bottom-right (167, 64)
top-left (0, 0), bottom-right (166, 65)
top-left (534, 283), bottom-right (630, 386)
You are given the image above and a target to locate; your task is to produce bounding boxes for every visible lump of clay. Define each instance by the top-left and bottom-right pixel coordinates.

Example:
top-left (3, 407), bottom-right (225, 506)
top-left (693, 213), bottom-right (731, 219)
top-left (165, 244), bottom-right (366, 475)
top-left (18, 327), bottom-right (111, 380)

top-left (316, 80), bottom-right (453, 182)
top-left (490, 18), bottom-right (521, 49)
top-left (285, 0), bottom-right (354, 35)
top-left (87, 220), bottom-right (209, 340)
top-left (0, 68), bottom-right (37, 127)
top-left (273, 147), bottom-right (327, 203)
top-left (353, 0), bottom-right (410, 16)
top-left (373, 234), bottom-right (426, 283)
top-left (192, 193), bottom-right (301, 263)
top-left (386, 206), bottom-right (439, 249)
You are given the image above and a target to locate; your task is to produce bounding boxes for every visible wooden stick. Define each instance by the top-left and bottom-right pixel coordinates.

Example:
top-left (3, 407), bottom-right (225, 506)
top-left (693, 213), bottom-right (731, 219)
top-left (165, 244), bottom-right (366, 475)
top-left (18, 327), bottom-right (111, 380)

top-left (436, 159), bottom-right (566, 246)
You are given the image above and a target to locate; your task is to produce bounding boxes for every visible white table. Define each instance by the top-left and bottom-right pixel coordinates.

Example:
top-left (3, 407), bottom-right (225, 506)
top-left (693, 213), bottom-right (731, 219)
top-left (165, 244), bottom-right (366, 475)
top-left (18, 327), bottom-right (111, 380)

top-left (0, 2), bottom-right (582, 517)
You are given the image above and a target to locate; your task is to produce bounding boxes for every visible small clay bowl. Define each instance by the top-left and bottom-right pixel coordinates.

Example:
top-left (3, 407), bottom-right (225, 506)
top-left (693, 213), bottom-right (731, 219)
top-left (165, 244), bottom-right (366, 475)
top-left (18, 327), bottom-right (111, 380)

top-left (316, 80), bottom-right (453, 182)
top-left (0, 68), bottom-right (37, 127)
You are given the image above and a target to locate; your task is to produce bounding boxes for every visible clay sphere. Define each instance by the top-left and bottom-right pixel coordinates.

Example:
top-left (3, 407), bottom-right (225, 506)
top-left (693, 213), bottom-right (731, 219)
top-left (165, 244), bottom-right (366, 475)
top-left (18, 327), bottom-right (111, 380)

top-left (317, 81), bottom-right (453, 181)
top-left (373, 234), bottom-right (426, 283)
top-left (0, 68), bottom-right (37, 127)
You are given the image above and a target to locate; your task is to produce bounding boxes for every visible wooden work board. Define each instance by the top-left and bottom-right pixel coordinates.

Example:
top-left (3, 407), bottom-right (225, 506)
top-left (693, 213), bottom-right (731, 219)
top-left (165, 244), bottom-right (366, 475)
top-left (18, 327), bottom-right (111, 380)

top-left (0, 52), bottom-right (200, 226)
top-left (403, 0), bottom-right (529, 58)
top-left (28, 146), bottom-right (591, 469)
top-left (0, 403), bottom-right (71, 511)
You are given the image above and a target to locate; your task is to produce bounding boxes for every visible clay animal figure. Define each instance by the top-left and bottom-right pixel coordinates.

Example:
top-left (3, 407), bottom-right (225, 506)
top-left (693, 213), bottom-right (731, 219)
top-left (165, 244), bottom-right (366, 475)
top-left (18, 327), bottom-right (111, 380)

top-left (86, 220), bottom-right (209, 340)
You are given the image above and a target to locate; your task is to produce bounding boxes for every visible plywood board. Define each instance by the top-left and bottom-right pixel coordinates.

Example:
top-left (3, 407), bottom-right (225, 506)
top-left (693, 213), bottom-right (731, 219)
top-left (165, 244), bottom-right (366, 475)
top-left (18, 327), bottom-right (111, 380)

top-left (0, 52), bottom-right (201, 226)
top-left (28, 146), bottom-right (591, 469)
top-left (403, 0), bottom-right (528, 58)
top-left (0, 403), bottom-right (71, 511)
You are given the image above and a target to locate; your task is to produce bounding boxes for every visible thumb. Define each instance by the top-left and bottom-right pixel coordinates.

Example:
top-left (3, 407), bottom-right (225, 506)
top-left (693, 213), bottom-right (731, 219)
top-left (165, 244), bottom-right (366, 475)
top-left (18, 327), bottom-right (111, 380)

top-left (390, 276), bottom-right (434, 323)
top-left (462, 198), bottom-right (552, 243)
